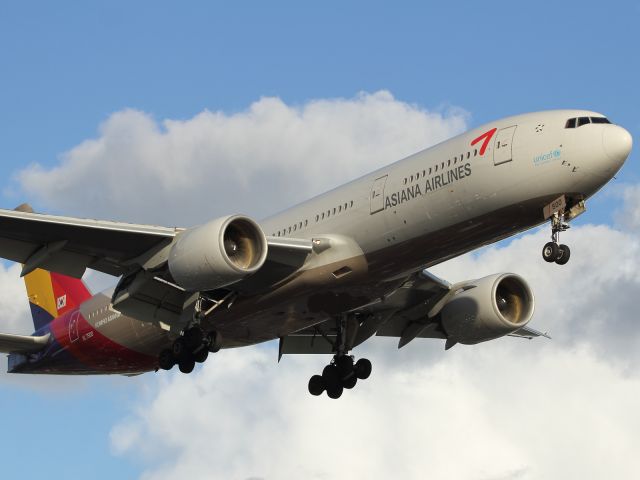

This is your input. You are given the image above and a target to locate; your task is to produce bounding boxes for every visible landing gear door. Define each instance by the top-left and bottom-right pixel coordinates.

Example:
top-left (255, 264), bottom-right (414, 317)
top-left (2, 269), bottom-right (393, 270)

top-left (493, 126), bottom-right (517, 165)
top-left (370, 175), bottom-right (388, 214)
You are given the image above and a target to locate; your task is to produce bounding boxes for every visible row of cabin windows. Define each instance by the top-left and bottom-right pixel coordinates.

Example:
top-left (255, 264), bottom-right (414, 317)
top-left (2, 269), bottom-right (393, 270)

top-left (565, 116), bottom-right (611, 128)
top-left (272, 200), bottom-right (355, 237)
top-left (88, 306), bottom-right (109, 319)
top-left (403, 149), bottom-right (478, 185)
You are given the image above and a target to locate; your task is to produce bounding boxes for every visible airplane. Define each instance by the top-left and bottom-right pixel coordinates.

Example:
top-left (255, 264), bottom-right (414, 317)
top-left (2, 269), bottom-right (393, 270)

top-left (0, 110), bottom-right (632, 399)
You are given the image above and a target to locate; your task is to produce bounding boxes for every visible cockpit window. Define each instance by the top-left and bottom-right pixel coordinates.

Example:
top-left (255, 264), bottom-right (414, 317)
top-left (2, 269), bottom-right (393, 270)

top-left (577, 117), bottom-right (591, 127)
top-left (565, 116), bottom-right (613, 128)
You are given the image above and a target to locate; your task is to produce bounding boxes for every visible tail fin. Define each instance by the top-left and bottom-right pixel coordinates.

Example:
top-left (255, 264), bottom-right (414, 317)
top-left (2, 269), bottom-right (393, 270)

top-left (23, 269), bottom-right (92, 331)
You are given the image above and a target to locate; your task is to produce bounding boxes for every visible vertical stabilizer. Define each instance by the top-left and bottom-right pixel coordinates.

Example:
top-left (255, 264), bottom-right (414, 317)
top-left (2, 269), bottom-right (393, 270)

top-left (23, 269), bottom-right (92, 331)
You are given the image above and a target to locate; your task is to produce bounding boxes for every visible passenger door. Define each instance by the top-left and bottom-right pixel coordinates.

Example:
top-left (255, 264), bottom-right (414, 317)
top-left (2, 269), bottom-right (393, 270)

top-left (370, 175), bottom-right (388, 214)
top-left (493, 126), bottom-right (517, 165)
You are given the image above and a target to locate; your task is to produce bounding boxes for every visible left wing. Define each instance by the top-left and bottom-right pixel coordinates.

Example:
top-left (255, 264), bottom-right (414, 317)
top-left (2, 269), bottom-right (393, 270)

top-left (0, 205), bottom-right (179, 277)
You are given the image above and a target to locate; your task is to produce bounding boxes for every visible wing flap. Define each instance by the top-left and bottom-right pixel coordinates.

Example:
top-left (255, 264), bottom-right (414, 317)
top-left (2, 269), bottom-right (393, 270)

top-left (0, 332), bottom-right (50, 354)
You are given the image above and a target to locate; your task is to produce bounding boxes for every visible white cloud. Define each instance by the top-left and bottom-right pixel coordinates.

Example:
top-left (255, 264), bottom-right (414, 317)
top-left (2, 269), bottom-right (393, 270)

top-left (110, 218), bottom-right (640, 480)
top-left (16, 91), bottom-right (467, 226)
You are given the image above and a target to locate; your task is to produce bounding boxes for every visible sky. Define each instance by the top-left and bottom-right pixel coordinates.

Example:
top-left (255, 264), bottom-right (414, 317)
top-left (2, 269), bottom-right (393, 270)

top-left (0, 1), bottom-right (639, 479)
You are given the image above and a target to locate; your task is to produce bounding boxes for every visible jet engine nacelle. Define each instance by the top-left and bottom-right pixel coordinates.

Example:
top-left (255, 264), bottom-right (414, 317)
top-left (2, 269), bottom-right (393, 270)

top-left (168, 215), bottom-right (268, 292)
top-left (440, 273), bottom-right (534, 345)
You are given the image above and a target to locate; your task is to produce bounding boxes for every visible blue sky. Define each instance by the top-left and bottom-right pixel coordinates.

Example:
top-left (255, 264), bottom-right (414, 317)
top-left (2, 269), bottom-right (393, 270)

top-left (0, 2), bottom-right (638, 479)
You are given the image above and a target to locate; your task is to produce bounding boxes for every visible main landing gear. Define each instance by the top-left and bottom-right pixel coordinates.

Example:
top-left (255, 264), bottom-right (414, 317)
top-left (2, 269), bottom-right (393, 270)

top-left (307, 313), bottom-right (373, 399)
top-left (542, 212), bottom-right (571, 265)
top-left (308, 355), bottom-right (372, 399)
top-left (158, 326), bottom-right (222, 374)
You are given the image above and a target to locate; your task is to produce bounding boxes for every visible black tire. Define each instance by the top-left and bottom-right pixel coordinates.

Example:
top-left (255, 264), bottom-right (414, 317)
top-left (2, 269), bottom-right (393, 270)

top-left (355, 358), bottom-right (372, 380)
top-left (322, 365), bottom-right (340, 388)
top-left (326, 384), bottom-right (344, 399)
top-left (308, 375), bottom-right (325, 396)
top-left (555, 244), bottom-right (571, 265)
top-left (542, 242), bottom-right (559, 262)
top-left (158, 349), bottom-right (175, 370)
top-left (342, 375), bottom-right (357, 389)
top-left (178, 357), bottom-right (195, 374)
top-left (335, 355), bottom-right (354, 378)
top-left (207, 331), bottom-right (222, 353)
top-left (172, 337), bottom-right (187, 358)
top-left (193, 348), bottom-right (209, 363)
top-left (184, 327), bottom-right (204, 351)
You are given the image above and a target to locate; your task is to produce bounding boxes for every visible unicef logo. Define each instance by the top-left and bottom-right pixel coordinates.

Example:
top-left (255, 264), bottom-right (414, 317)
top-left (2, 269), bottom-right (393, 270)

top-left (553, 149), bottom-right (561, 158)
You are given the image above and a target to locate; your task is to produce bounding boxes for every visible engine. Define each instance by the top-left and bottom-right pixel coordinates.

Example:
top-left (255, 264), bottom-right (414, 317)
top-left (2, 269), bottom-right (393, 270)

top-left (440, 273), bottom-right (534, 345)
top-left (168, 215), bottom-right (268, 291)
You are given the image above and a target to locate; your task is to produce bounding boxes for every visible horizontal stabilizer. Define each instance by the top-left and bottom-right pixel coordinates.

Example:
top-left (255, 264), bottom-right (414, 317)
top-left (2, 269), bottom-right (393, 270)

top-left (0, 332), bottom-right (50, 353)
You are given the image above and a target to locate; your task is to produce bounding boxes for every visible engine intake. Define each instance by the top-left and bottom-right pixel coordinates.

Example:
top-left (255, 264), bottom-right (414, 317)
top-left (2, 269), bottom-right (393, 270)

top-left (168, 215), bottom-right (268, 291)
top-left (440, 273), bottom-right (534, 345)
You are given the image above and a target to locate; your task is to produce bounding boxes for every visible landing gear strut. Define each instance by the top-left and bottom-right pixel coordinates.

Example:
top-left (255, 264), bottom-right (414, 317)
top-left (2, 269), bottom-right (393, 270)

top-left (307, 313), bottom-right (372, 399)
top-left (542, 212), bottom-right (571, 265)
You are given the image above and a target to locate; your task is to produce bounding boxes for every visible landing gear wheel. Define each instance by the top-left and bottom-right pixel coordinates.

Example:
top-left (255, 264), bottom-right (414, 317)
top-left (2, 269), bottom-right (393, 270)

top-left (207, 331), bottom-right (222, 353)
top-left (342, 375), bottom-right (357, 389)
top-left (172, 337), bottom-right (187, 358)
top-left (555, 244), bottom-right (571, 265)
top-left (335, 355), bottom-right (354, 378)
top-left (308, 375), bottom-right (325, 396)
top-left (326, 384), bottom-right (344, 399)
top-left (355, 358), bottom-right (372, 380)
top-left (193, 348), bottom-right (209, 363)
top-left (183, 327), bottom-right (204, 351)
top-left (542, 242), bottom-right (559, 263)
top-left (178, 357), bottom-right (195, 374)
top-left (158, 349), bottom-right (175, 370)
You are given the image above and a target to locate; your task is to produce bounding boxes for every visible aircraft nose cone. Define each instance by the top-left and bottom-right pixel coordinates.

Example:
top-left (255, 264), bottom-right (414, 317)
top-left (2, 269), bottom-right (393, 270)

top-left (602, 125), bottom-right (633, 164)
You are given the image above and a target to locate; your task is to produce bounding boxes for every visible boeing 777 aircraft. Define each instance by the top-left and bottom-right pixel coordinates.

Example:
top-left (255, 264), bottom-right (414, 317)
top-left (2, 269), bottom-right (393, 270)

top-left (0, 110), bottom-right (632, 398)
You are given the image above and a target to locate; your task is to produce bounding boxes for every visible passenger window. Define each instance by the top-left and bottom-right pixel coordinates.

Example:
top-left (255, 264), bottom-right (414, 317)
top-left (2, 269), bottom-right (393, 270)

top-left (293, 224), bottom-right (297, 231)
top-left (288, 227), bottom-right (292, 233)
top-left (403, 178), bottom-right (407, 185)
top-left (474, 149), bottom-right (478, 156)
top-left (435, 164), bottom-right (438, 172)
top-left (339, 205), bottom-right (342, 212)
top-left (467, 152), bottom-right (470, 159)
top-left (447, 160), bottom-right (451, 167)
top-left (410, 175), bottom-right (414, 182)
top-left (422, 170), bottom-right (426, 177)
top-left (565, 118), bottom-right (576, 128)
top-left (577, 117), bottom-right (591, 127)
top-left (344, 202), bottom-right (347, 210)
top-left (333, 208), bottom-right (336, 215)
top-left (350, 200), bottom-right (354, 207)
top-left (428, 167), bottom-right (432, 174)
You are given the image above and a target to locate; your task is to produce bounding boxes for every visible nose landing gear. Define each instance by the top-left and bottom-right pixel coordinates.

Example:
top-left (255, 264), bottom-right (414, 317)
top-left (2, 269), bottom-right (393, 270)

top-left (542, 212), bottom-right (571, 265)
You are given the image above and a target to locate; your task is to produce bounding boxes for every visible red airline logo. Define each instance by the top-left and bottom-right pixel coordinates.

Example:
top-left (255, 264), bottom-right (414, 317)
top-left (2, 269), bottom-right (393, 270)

top-left (471, 127), bottom-right (497, 156)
